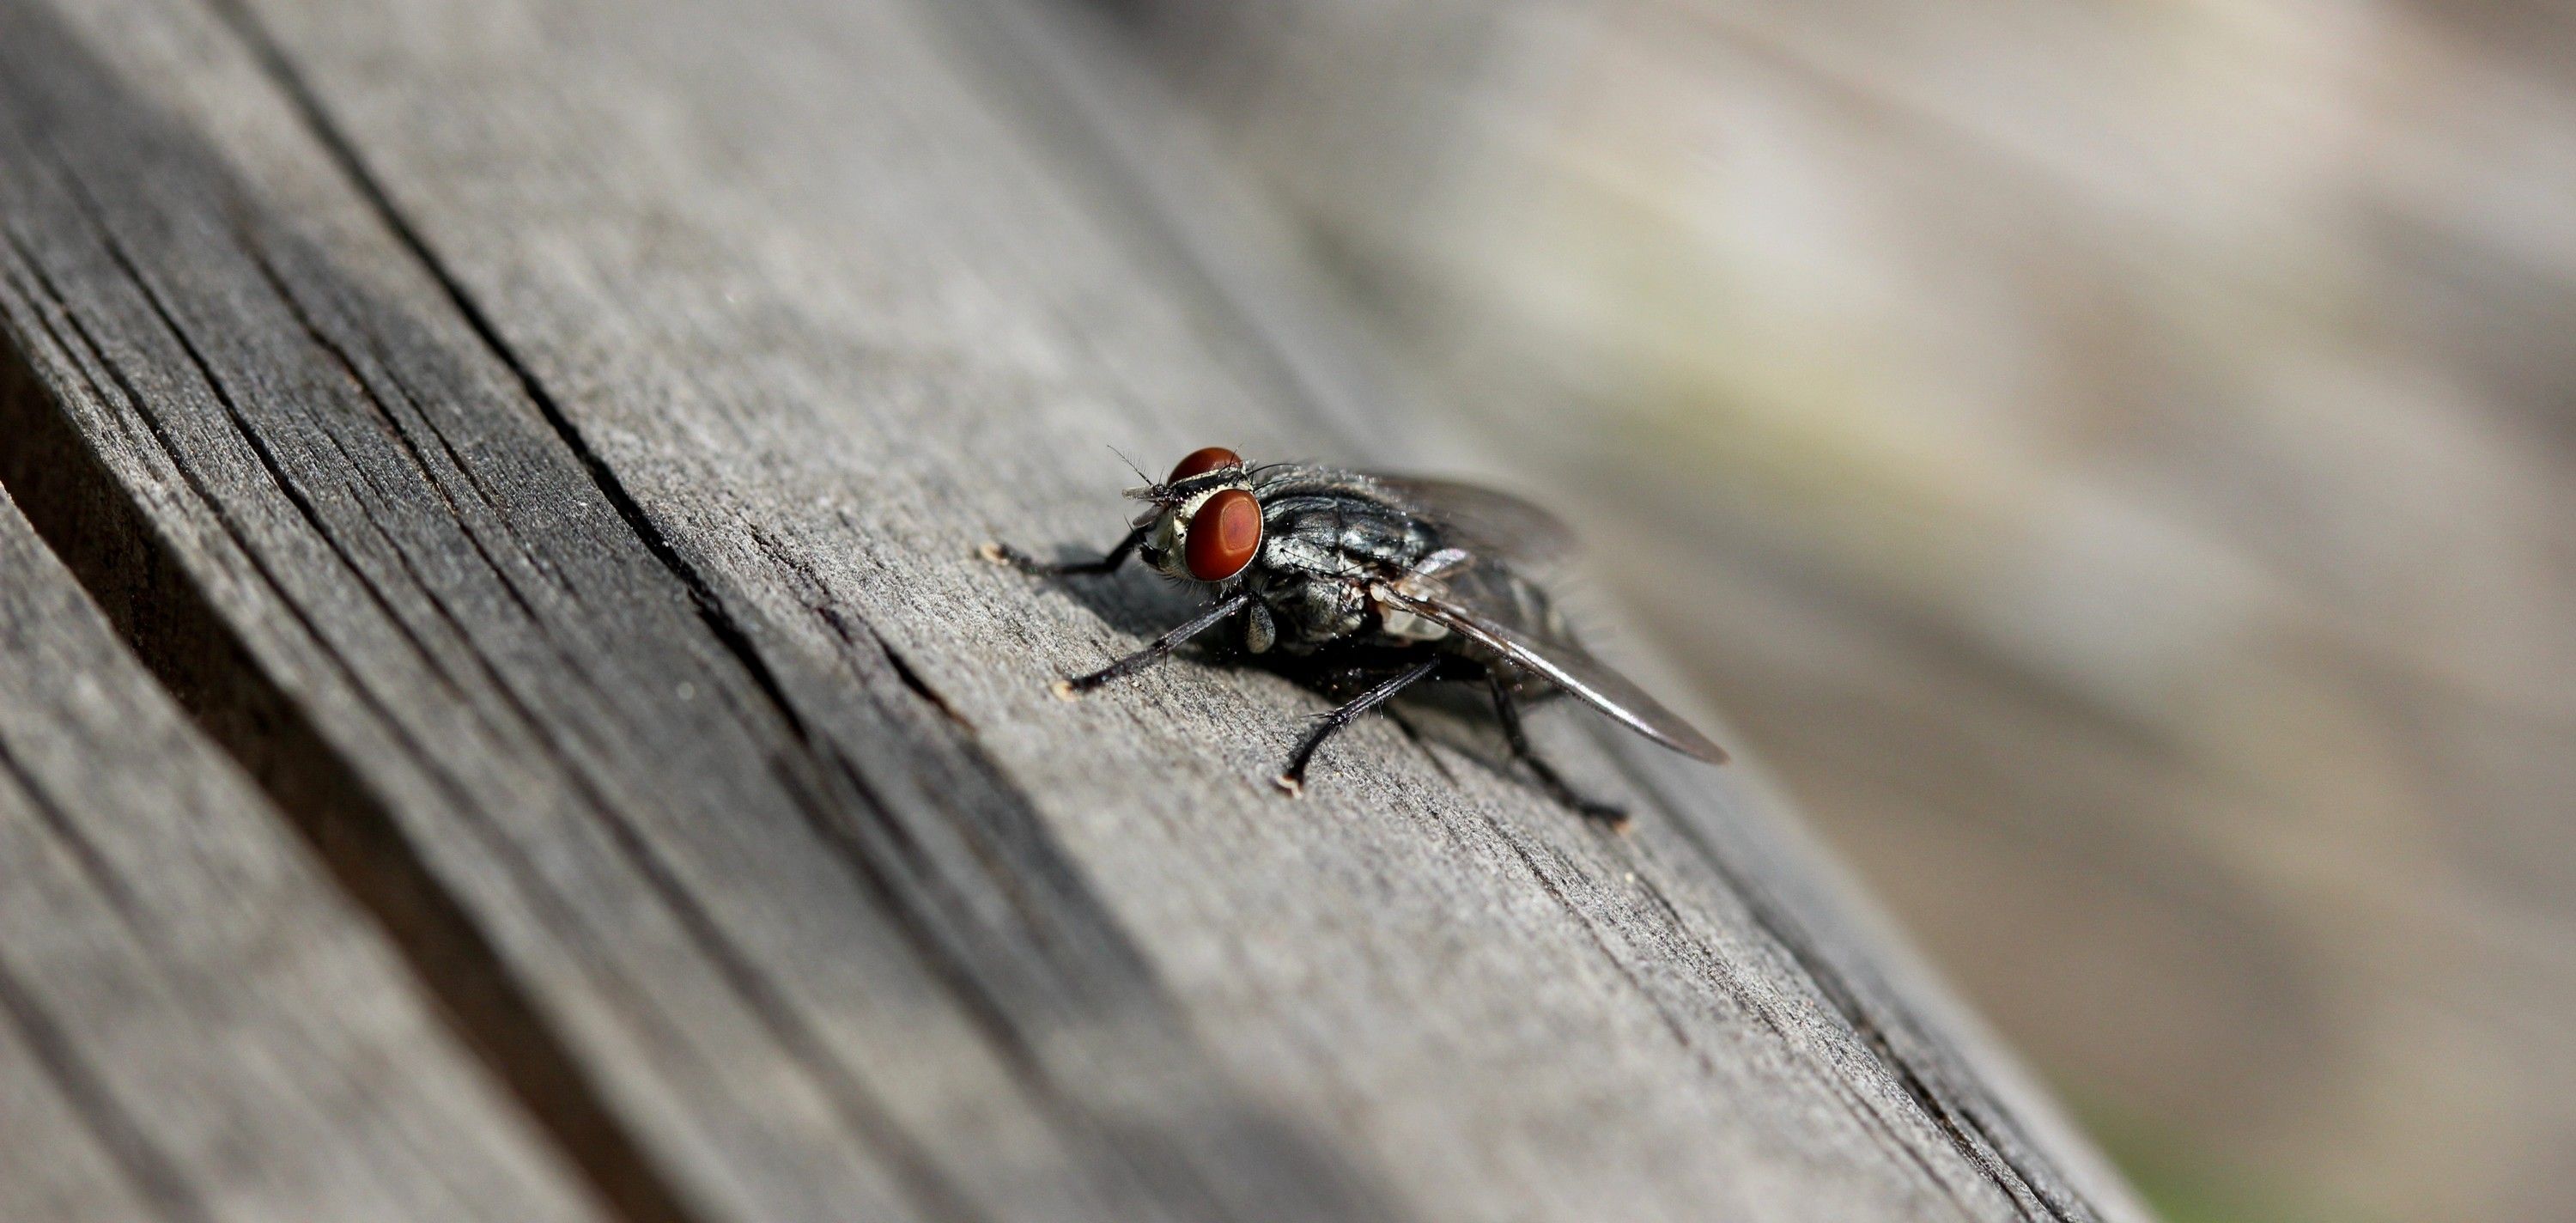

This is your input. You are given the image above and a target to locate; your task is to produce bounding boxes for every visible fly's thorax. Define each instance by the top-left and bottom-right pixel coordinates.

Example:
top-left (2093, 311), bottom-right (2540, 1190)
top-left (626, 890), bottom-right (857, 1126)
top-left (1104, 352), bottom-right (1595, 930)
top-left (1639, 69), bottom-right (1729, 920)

top-left (1246, 564), bottom-right (1368, 650)
top-left (1256, 494), bottom-right (1441, 576)
top-left (1246, 495), bottom-right (1437, 650)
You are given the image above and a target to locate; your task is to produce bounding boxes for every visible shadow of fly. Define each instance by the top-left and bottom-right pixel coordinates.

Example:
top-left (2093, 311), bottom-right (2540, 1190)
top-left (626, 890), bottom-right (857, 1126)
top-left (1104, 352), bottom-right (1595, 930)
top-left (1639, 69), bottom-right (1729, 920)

top-left (986, 447), bottom-right (1728, 828)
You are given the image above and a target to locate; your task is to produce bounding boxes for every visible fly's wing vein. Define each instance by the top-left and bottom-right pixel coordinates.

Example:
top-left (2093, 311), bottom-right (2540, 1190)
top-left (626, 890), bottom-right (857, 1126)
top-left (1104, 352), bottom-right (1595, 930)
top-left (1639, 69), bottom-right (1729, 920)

top-left (1372, 582), bottom-right (1729, 764)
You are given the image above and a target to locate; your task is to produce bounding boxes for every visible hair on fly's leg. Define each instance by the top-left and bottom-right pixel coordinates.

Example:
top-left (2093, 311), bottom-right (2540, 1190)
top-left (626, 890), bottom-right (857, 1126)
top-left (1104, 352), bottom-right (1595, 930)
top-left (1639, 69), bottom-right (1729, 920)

top-left (1054, 590), bottom-right (1254, 699)
top-left (1274, 655), bottom-right (1443, 796)
top-left (981, 523), bottom-right (1147, 576)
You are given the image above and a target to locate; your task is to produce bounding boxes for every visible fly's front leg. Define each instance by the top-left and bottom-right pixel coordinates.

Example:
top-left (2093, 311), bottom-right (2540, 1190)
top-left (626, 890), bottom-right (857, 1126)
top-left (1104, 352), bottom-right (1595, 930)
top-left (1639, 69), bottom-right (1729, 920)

top-left (1489, 672), bottom-right (1630, 830)
top-left (1055, 591), bottom-right (1254, 699)
top-left (1275, 655), bottom-right (1442, 796)
top-left (982, 524), bottom-right (1146, 576)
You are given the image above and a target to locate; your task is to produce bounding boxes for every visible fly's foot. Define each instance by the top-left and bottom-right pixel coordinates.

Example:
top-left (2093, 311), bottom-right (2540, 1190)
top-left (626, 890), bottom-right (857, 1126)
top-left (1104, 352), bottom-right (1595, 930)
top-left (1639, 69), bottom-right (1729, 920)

top-left (1529, 764), bottom-right (1631, 831)
top-left (1576, 800), bottom-right (1632, 834)
top-left (1272, 773), bottom-right (1306, 798)
top-left (981, 540), bottom-right (1044, 570)
top-left (1049, 678), bottom-right (1082, 702)
top-left (984, 530), bottom-right (1141, 577)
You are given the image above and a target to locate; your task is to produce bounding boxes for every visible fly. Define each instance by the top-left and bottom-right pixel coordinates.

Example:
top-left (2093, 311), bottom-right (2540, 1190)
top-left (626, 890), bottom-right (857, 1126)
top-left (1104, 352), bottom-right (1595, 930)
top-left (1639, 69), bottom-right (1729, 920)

top-left (983, 446), bottom-right (1728, 827)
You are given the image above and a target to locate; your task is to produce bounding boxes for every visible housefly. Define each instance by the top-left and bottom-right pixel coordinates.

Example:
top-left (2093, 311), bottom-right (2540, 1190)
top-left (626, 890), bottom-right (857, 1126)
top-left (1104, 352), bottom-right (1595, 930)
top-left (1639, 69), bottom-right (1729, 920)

top-left (984, 446), bottom-right (1728, 826)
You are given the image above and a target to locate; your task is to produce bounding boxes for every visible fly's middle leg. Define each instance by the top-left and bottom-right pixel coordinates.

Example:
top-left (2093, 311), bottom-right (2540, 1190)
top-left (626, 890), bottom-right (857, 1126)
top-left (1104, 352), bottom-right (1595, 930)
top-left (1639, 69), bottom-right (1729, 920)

top-left (1275, 655), bottom-right (1442, 795)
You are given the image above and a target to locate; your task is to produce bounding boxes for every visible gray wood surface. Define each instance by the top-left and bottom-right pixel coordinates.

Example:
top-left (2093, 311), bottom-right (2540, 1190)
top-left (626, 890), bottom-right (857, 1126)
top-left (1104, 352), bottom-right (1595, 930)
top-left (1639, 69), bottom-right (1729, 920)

top-left (0, 0), bottom-right (2150, 1220)
top-left (0, 481), bottom-right (600, 1223)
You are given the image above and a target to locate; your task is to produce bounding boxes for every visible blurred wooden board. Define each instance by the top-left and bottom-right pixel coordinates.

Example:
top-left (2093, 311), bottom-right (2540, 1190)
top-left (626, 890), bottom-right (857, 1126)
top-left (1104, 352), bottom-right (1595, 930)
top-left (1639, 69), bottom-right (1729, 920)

top-left (0, 0), bottom-right (2148, 1219)
top-left (0, 481), bottom-right (598, 1223)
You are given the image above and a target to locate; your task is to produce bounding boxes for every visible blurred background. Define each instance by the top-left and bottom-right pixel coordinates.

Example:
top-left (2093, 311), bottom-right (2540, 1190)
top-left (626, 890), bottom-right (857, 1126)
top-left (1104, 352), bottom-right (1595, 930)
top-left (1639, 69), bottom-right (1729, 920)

top-left (1071, 2), bottom-right (2576, 1220)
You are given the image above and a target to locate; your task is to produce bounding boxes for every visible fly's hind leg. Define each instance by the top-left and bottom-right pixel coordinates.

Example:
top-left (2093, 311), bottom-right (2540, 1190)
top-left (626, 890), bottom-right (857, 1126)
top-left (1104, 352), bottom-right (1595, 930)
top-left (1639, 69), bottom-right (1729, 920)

top-left (1275, 655), bottom-right (1443, 796)
top-left (1488, 672), bottom-right (1630, 831)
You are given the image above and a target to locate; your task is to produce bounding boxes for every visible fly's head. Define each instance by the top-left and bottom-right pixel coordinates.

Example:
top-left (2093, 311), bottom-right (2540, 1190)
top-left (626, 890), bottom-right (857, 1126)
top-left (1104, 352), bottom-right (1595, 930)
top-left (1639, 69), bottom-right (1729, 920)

top-left (1128, 446), bottom-right (1264, 585)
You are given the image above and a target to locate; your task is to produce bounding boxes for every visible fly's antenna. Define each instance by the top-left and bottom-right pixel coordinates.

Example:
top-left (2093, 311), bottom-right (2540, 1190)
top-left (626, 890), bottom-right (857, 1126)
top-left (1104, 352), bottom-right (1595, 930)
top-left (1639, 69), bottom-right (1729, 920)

top-left (1108, 445), bottom-right (1152, 485)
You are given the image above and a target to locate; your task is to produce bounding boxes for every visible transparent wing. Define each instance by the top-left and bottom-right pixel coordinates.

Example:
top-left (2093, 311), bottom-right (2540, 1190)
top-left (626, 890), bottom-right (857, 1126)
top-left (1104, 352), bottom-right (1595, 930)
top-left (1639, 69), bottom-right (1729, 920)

top-left (1362, 475), bottom-right (1577, 569)
top-left (1373, 581), bottom-right (1729, 764)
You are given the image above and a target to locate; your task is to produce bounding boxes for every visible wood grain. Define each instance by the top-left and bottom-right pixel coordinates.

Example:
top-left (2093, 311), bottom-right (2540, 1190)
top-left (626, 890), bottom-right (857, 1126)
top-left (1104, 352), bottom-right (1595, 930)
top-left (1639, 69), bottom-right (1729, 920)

top-left (0, 0), bottom-right (2148, 1219)
top-left (0, 478), bottom-right (599, 1223)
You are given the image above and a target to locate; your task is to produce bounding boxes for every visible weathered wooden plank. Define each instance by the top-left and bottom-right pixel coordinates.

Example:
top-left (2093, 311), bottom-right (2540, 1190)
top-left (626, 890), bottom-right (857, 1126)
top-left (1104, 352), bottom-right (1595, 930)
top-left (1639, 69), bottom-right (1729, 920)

top-left (0, 0), bottom-right (2149, 1220)
top-left (0, 478), bottom-right (599, 1222)
top-left (0, 4), bottom-right (1387, 1221)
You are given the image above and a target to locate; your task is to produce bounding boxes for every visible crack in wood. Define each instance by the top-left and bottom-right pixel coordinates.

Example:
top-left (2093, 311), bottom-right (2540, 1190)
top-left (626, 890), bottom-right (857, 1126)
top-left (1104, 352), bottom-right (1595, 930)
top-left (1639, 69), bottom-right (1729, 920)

top-left (216, 213), bottom-right (1011, 1221)
top-left (23, 219), bottom-right (988, 1223)
top-left (0, 188), bottom-right (708, 1223)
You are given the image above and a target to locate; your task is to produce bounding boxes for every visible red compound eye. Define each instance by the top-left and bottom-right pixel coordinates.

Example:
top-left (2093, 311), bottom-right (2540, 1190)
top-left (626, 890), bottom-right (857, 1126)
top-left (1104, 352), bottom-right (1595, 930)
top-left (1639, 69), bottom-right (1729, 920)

top-left (1184, 489), bottom-right (1262, 581)
top-left (1167, 446), bottom-right (1242, 483)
